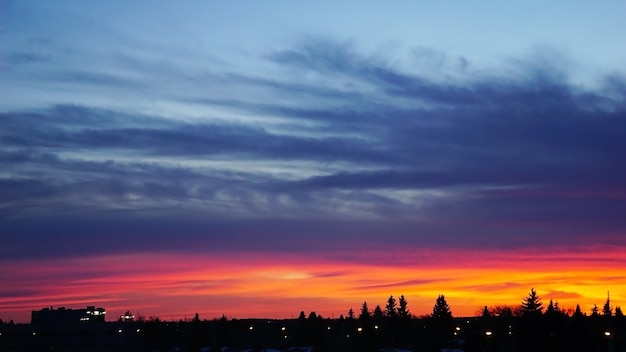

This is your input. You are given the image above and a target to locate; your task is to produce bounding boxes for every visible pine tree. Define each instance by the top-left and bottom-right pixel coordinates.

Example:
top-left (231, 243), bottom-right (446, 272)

top-left (432, 294), bottom-right (452, 319)
top-left (385, 295), bottom-right (397, 318)
top-left (373, 305), bottom-right (384, 320)
top-left (520, 288), bottom-right (543, 316)
top-left (545, 299), bottom-right (558, 318)
top-left (481, 306), bottom-right (491, 318)
top-left (348, 308), bottom-right (355, 320)
top-left (615, 306), bottom-right (623, 318)
top-left (398, 295), bottom-right (410, 319)
top-left (359, 301), bottom-right (371, 321)
top-left (591, 304), bottom-right (599, 317)
top-left (603, 296), bottom-right (612, 317)
top-left (573, 304), bottom-right (584, 318)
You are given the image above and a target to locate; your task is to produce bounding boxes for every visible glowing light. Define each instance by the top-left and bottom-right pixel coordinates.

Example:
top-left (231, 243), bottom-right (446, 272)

top-left (4, 248), bottom-right (626, 321)
top-left (281, 326), bottom-right (286, 331)
top-left (374, 325), bottom-right (379, 330)
top-left (357, 327), bottom-right (363, 332)
top-left (249, 326), bottom-right (254, 331)
top-left (485, 330), bottom-right (493, 336)
top-left (117, 329), bottom-right (122, 333)
top-left (136, 329), bottom-right (141, 333)
top-left (605, 331), bottom-right (612, 336)
top-left (455, 326), bottom-right (461, 331)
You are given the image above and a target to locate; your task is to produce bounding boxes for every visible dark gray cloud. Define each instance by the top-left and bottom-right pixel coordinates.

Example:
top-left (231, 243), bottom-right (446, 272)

top-left (2, 39), bottom-right (626, 261)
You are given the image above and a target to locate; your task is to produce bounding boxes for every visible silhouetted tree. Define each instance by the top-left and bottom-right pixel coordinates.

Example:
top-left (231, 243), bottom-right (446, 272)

top-left (490, 305), bottom-right (515, 317)
top-left (520, 288), bottom-right (543, 316)
top-left (616, 306), bottom-right (624, 318)
top-left (591, 304), bottom-right (599, 317)
top-left (432, 294), bottom-right (452, 319)
top-left (545, 299), bottom-right (558, 318)
top-left (298, 311), bottom-right (306, 320)
top-left (359, 301), bottom-right (371, 321)
top-left (397, 295), bottom-right (410, 318)
top-left (348, 307), bottom-right (355, 320)
top-left (385, 295), bottom-right (397, 318)
top-left (481, 305), bottom-right (491, 318)
top-left (573, 304), bottom-right (584, 318)
top-left (603, 296), bottom-right (612, 317)
top-left (308, 311), bottom-right (317, 320)
top-left (193, 313), bottom-right (200, 322)
top-left (373, 305), bottom-right (384, 320)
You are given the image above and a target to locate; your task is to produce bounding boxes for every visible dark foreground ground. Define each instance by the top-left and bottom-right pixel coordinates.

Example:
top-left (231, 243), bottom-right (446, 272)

top-left (1, 314), bottom-right (624, 352)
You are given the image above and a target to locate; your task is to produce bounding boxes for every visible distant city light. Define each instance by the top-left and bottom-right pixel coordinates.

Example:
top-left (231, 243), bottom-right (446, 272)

top-left (605, 331), bottom-right (612, 336)
top-left (357, 327), bottom-right (363, 332)
top-left (485, 330), bottom-right (493, 336)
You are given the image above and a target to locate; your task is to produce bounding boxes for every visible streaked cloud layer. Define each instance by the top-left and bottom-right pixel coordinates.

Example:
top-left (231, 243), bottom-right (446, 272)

top-left (1, 1), bottom-right (625, 321)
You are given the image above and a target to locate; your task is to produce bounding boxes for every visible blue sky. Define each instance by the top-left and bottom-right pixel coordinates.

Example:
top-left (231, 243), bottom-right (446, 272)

top-left (3, 0), bottom-right (626, 252)
top-left (1, 0), bottom-right (626, 321)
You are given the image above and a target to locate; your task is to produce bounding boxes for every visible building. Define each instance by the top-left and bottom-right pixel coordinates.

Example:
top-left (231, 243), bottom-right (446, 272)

top-left (31, 306), bottom-right (106, 325)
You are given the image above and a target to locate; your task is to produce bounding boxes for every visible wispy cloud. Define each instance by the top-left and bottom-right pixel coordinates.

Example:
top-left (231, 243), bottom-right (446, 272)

top-left (2, 38), bottom-right (626, 262)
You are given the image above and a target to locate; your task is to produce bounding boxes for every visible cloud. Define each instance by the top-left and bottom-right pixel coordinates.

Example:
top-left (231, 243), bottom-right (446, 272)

top-left (2, 38), bottom-right (626, 261)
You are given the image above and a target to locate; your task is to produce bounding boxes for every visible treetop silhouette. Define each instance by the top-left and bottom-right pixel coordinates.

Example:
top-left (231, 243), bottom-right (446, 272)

top-left (520, 288), bottom-right (543, 316)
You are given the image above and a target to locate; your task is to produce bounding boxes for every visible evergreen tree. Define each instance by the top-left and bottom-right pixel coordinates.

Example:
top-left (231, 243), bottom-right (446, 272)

top-left (590, 304), bottom-right (599, 317)
top-left (193, 313), bottom-right (200, 322)
top-left (603, 296), bottom-right (612, 317)
top-left (385, 295), bottom-right (397, 318)
top-left (520, 288), bottom-right (543, 316)
top-left (432, 294), bottom-right (452, 319)
top-left (348, 308), bottom-right (355, 320)
top-left (481, 305), bottom-right (491, 318)
top-left (373, 305), bottom-right (384, 320)
top-left (615, 306), bottom-right (624, 318)
top-left (545, 299), bottom-right (557, 317)
top-left (308, 311), bottom-right (317, 320)
top-left (298, 311), bottom-right (306, 320)
top-left (359, 301), bottom-right (371, 320)
top-left (398, 295), bottom-right (410, 318)
top-left (573, 304), bottom-right (584, 318)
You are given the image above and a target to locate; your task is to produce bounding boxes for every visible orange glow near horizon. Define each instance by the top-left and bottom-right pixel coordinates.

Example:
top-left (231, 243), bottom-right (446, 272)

top-left (2, 245), bottom-right (626, 323)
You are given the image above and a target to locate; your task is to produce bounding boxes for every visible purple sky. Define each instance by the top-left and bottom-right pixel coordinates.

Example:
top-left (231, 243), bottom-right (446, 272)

top-left (1, 0), bottom-right (626, 322)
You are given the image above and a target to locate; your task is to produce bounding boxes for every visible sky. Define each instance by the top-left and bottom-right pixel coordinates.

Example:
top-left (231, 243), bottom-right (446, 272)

top-left (1, 1), bottom-right (626, 322)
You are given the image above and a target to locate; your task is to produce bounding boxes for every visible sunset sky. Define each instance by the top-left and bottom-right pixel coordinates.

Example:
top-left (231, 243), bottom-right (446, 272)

top-left (2, 1), bottom-right (626, 323)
